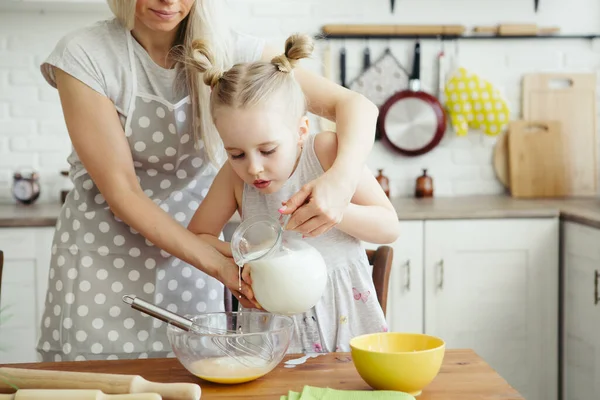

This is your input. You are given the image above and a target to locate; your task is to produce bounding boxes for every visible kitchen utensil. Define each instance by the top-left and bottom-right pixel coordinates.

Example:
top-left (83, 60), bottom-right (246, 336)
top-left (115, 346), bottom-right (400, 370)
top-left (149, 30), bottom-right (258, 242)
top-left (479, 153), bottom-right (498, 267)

top-left (415, 169), bottom-right (433, 198)
top-left (534, 0), bottom-right (539, 12)
top-left (523, 73), bottom-right (598, 196)
top-left (0, 390), bottom-right (161, 400)
top-left (362, 44), bottom-right (371, 71)
top-left (436, 39), bottom-right (446, 99)
top-left (230, 214), bottom-right (328, 315)
top-left (321, 24), bottom-right (466, 36)
top-left (507, 120), bottom-right (567, 198)
top-left (350, 332), bottom-right (445, 396)
top-left (319, 43), bottom-right (337, 132)
top-left (390, 0), bottom-right (395, 13)
top-left (0, 368), bottom-right (200, 400)
top-left (472, 25), bottom-right (560, 35)
top-left (122, 295), bottom-right (281, 370)
top-left (339, 45), bottom-right (346, 87)
top-left (499, 24), bottom-right (538, 35)
top-left (492, 131), bottom-right (510, 189)
top-left (348, 48), bottom-right (409, 108)
top-left (378, 42), bottom-right (446, 156)
top-left (165, 311), bottom-right (294, 385)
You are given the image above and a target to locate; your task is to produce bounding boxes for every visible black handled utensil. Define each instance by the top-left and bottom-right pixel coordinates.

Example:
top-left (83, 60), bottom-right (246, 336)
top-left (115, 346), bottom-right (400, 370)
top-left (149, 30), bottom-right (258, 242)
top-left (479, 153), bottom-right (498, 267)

top-left (339, 46), bottom-right (347, 87)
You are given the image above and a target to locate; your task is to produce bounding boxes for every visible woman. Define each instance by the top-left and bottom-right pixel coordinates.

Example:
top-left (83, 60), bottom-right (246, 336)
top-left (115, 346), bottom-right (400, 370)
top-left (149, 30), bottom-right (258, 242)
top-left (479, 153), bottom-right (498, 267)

top-left (36, 0), bottom-right (379, 362)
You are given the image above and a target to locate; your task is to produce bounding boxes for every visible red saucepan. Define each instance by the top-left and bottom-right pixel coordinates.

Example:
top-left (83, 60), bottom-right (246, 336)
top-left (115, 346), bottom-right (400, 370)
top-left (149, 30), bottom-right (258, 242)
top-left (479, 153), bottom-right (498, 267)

top-left (378, 41), bottom-right (446, 157)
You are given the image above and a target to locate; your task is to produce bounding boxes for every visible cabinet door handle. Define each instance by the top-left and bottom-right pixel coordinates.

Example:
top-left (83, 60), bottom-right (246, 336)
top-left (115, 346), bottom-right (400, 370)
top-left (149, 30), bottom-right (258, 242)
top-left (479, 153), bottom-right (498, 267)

top-left (438, 259), bottom-right (444, 290)
top-left (595, 270), bottom-right (599, 306)
top-left (404, 260), bottom-right (411, 291)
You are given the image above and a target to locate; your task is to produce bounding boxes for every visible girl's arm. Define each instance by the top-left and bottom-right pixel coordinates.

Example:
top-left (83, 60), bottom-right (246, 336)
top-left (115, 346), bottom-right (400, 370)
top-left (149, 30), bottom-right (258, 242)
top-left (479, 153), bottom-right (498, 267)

top-left (53, 69), bottom-right (255, 303)
top-left (188, 164), bottom-right (261, 308)
top-left (188, 162), bottom-right (240, 257)
top-left (260, 45), bottom-right (379, 237)
top-left (310, 131), bottom-right (401, 244)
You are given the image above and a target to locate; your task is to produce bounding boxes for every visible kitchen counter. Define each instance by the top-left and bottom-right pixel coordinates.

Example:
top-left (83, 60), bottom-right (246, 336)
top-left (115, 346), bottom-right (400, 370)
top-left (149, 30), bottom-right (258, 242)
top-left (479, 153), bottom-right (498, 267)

top-left (0, 350), bottom-right (524, 399)
top-left (392, 195), bottom-right (600, 228)
top-left (0, 202), bottom-right (62, 228)
top-left (1, 196), bottom-right (600, 229)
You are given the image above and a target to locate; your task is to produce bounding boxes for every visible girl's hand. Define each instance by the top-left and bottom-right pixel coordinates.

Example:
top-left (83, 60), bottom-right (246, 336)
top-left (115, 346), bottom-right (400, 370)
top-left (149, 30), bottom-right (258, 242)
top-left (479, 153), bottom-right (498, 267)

top-left (280, 168), bottom-right (355, 237)
top-left (241, 265), bottom-right (252, 285)
top-left (240, 265), bottom-right (262, 309)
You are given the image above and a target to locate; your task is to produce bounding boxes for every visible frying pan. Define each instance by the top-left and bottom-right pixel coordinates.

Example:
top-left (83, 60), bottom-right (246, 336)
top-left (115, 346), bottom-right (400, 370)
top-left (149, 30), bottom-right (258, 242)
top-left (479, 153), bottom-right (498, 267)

top-left (378, 41), bottom-right (446, 157)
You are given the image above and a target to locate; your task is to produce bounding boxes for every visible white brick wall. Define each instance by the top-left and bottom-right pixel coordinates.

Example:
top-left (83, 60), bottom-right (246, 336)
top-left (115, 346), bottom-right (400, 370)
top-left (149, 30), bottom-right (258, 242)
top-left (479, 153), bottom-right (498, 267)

top-left (0, 0), bottom-right (599, 202)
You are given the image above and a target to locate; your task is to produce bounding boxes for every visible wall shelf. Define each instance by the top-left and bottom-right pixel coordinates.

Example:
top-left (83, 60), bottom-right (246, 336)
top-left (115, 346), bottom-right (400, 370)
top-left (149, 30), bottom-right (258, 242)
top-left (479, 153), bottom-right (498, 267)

top-left (316, 34), bottom-right (600, 41)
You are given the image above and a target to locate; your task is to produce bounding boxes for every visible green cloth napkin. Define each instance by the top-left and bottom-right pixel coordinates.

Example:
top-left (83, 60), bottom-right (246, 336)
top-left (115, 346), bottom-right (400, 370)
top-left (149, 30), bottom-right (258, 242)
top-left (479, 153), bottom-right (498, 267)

top-left (280, 386), bottom-right (416, 400)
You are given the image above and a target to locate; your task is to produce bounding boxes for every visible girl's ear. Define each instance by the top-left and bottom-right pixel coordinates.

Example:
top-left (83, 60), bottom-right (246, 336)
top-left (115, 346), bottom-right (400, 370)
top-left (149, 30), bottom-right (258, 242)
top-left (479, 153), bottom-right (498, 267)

top-left (297, 116), bottom-right (310, 145)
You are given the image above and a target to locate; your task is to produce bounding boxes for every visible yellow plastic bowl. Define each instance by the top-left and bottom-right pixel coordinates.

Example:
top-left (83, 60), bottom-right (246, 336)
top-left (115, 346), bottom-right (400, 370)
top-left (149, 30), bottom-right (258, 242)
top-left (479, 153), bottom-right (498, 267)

top-left (349, 332), bottom-right (445, 396)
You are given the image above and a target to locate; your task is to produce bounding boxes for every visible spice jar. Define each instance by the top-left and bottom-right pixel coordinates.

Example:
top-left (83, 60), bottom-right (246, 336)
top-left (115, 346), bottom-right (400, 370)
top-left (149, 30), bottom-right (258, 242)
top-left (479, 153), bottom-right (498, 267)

top-left (375, 169), bottom-right (390, 198)
top-left (415, 169), bottom-right (433, 198)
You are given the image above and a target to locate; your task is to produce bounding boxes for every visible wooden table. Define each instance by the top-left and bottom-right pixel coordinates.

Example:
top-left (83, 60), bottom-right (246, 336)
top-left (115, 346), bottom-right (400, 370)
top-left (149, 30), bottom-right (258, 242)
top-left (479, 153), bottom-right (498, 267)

top-left (0, 350), bottom-right (523, 399)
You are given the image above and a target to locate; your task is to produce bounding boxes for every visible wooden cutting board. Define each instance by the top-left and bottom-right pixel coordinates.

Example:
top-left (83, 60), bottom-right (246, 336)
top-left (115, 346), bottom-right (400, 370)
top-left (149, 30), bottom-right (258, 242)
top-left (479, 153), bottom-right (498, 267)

top-left (493, 131), bottom-right (510, 189)
top-left (522, 73), bottom-right (598, 197)
top-left (508, 120), bottom-right (567, 198)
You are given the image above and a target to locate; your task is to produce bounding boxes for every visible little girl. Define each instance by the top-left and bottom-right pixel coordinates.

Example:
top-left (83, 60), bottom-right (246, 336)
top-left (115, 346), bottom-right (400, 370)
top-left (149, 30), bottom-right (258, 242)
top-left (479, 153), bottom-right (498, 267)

top-left (186, 33), bottom-right (401, 353)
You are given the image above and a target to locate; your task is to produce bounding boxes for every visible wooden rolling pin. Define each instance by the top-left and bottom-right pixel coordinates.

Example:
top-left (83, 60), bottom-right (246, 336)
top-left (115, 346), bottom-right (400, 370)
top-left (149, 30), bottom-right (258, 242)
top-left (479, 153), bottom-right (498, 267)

top-left (322, 24), bottom-right (466, 35)
top-left (0, 390), bottom-right (161, 400)
top-left (473, 24), bottom-right (560, 35)
top-left (0, 368), bottom-right (200, 400)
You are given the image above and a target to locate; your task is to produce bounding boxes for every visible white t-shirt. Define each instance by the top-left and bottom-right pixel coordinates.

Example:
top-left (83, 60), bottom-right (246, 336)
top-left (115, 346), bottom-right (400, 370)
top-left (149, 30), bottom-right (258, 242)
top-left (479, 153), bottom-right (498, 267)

top-left (40, 17), bottom-right (264, 176)
top-left (41, 17), bottom-right (264, 118)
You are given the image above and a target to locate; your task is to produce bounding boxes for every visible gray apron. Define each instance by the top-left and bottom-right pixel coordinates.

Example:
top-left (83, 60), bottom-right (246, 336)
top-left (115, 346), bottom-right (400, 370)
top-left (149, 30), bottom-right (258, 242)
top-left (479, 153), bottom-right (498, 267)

top-left (36, 31), bottom-right (223, 362)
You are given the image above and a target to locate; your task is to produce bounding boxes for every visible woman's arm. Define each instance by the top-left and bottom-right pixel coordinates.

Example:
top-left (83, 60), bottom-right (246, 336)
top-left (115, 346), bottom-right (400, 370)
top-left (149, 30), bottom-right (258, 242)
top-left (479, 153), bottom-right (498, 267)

top-left (188, 162), bottom-right (240, 258)
top-left (260, 45), bottom-right (379, 237)
top-left (54, 68), bottom-right (255, 304)
top-left (311, 131), bottom-right (400, 244)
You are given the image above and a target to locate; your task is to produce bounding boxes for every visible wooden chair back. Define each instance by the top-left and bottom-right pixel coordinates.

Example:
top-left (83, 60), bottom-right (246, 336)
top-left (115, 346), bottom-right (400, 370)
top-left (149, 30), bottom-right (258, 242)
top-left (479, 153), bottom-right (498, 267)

top-left (0, 250), bottom-right (4, 309)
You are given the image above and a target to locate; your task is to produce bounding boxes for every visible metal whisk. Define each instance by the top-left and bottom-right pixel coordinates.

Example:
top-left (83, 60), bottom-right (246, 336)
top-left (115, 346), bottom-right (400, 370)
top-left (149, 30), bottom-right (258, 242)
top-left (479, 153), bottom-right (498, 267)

top-left (122, 295), bottom-right (276, 368)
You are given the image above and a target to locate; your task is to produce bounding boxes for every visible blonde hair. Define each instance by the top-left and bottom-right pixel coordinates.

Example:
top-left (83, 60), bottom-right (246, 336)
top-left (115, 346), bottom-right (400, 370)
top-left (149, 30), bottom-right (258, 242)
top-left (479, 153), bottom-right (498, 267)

top-left (185, 34), bottom-right (314, 129)
top-left (106, 0), bottom-right (233, 166)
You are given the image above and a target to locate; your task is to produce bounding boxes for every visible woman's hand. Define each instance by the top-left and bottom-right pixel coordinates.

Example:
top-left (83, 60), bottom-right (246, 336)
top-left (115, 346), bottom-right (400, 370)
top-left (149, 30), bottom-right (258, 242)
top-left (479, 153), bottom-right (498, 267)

top-left (215, 255), bottom-right (261, 309)
top-left (279, 167), bottom-right (356, 237)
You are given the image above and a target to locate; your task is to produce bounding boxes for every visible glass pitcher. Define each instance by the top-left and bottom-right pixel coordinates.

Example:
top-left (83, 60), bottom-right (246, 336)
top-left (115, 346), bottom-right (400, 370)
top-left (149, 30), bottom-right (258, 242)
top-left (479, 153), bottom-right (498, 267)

top-left (230, 214), bottom-right (328, 316)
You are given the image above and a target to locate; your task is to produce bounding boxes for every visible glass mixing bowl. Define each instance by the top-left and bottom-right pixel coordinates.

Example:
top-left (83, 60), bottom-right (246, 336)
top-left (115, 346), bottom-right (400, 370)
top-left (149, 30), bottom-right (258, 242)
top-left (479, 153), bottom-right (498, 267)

top-left (167, 311), bottom-right (294, 384)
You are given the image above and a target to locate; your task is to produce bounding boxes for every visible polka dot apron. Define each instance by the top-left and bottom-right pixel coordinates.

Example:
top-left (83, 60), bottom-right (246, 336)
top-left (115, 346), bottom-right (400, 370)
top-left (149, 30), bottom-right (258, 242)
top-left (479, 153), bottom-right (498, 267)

top-left (36, 31), bottom-right (224, 362)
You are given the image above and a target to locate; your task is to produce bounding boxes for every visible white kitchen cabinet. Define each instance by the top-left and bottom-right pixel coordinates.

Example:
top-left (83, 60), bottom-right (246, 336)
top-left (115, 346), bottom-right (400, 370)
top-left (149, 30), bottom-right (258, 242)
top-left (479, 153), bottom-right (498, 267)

top-left (0, 227), bottom-right (55, 364)
top-left (363, 220), bottom-right (424, 334)
top-left (562, 221), bottom-right (600, 400)
top-left (424, 218), bottom-right (559, 400)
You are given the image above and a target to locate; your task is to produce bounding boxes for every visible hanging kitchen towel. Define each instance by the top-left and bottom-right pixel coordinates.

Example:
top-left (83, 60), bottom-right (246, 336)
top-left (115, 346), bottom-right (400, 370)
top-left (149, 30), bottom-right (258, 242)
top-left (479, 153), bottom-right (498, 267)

top-left (281, 386), bottom-right (415, 400)
top-left (348, 49), bottom-right (409, 107)
top-left (444, 67), bottom-right (510, 136)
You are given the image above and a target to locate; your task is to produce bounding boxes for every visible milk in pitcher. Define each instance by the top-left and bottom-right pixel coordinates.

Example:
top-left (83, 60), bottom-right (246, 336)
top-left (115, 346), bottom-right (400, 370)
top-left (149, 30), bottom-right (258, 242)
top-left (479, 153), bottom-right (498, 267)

top-left (249, 245), bottom-right (327, 315)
